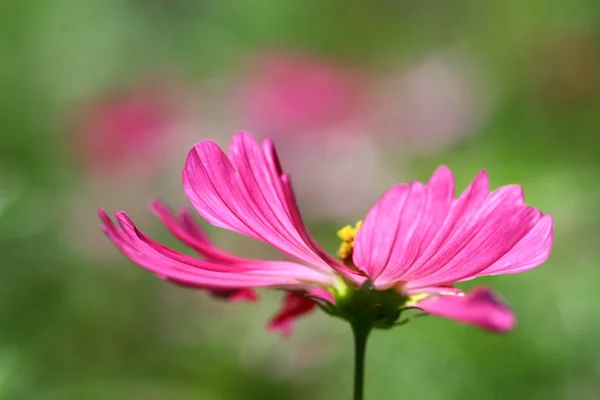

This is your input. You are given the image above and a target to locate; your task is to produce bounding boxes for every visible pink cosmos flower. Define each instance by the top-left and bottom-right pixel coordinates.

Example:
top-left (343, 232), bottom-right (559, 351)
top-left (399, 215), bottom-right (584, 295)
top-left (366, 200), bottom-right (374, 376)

top-left (99, 132), bottom-right (553, 335)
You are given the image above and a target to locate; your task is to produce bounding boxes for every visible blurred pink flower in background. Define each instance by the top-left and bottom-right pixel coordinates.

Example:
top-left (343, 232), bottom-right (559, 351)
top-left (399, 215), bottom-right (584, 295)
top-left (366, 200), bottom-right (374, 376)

top-left (68, 75), bottom-right (185, 177)
top-left (235, 51), bottom-right (366, 136)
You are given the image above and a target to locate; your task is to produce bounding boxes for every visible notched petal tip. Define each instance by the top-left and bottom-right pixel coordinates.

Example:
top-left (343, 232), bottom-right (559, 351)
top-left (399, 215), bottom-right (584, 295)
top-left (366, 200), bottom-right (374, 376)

top-left (417, 287), bottom-right (516, 333)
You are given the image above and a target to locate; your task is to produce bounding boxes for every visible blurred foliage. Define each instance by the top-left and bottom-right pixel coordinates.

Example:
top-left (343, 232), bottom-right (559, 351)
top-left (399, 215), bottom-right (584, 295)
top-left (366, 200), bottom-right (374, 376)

top-left (1, 0), bottom-right (600, 399)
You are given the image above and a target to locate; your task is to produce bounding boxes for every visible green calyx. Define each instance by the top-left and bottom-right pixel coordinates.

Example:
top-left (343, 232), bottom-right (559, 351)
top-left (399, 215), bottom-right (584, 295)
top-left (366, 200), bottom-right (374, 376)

top-left (329, 279), bottom-right (411, 329)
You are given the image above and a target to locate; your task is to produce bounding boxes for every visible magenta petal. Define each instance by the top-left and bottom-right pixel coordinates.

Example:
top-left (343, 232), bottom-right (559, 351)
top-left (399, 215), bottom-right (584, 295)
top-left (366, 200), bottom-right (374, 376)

top-left (150, 200), bottom-right (248, 264)
top-left (182, 131), bottom-right (351, 278)
top-left (392, 169), bottom-right (491, 286)
top-left (417, 287), bottom-right (516, 332)
top-left (352, 182), bottom-right (424, 280)
top-left (354, 166), bottom-right (552, 290)
top-left (99, 209), bottom-right (334, 289)
top-left (468, 214), bottom-right (553, 278)
top-left (267, 292), bottom-right (317, 337)
top-left (353, 166), bottom-right (457, 285)
top-left (407, 185), bottom-right (549, 288)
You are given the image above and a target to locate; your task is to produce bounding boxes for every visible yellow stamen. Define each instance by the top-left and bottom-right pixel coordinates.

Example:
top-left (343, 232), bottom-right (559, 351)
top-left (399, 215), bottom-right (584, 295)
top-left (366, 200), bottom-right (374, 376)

top-left (405, 293), bottom-right (429, 307)
top-left (336, 221), bottom-right (363, 268)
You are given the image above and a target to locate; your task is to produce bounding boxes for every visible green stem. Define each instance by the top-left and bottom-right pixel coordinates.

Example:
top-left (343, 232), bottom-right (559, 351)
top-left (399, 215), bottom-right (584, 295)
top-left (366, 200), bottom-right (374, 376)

top-left (351, 321), bottom-right (371, 400)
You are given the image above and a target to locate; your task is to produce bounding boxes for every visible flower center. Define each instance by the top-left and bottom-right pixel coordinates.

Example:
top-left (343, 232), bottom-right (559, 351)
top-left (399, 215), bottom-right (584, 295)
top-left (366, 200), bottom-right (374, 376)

top-left (336, 221), bottom-right (362, 269)
top-left (332, 279), bottom-right (410, 328)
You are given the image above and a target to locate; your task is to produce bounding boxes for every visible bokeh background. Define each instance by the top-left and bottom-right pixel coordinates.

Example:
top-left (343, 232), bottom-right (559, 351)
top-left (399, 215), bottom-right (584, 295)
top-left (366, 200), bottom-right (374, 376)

top-left (1, 1), bottom-right (599, 399)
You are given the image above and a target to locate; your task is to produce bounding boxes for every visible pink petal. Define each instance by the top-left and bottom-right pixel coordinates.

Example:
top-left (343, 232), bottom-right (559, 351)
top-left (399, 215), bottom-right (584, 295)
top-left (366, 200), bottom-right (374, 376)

top-left (267, 292), bottom-right (317, 337)
top-left (353, 166), bottom-right (552, 289)
top-left (352, 182), bottom-right (426, 280)
top-left (416, 287), bottom-right (516, 332)
top-left (150, 200), bottom-right (248, 264)
top-left (407, 186), bottom-right (549, 288)
top-left (353, 166), bottom-right (457, 285)
top-left (182, 131), bottom-right (358, 280)
top-left (149, 202), bottom-right (259, 301)
top-left (99, 209), bottom-right (334, 289)
top-left (465, 214), bottom-right (553, 278)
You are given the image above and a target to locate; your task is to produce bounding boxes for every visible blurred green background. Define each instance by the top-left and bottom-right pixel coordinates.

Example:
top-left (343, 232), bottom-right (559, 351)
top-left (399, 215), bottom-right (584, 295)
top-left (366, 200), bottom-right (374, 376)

top-left (1, 1), bottom-right (599, 399)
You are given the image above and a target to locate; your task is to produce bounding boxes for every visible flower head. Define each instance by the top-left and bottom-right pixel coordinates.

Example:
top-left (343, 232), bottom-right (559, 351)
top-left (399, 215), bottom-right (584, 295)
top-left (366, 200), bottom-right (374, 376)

top-left (100, 132), bottom-right (553, 334)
